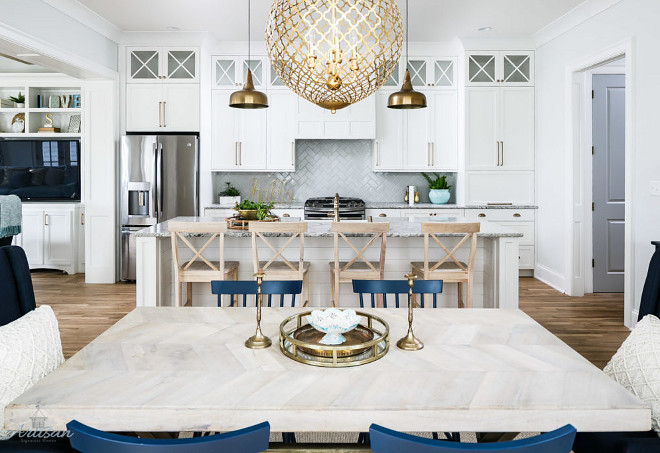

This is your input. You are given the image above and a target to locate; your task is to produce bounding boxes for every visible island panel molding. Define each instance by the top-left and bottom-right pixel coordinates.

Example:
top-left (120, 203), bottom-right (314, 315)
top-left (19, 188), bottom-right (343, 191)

top-left (5, 307), bottom-right (650, 433)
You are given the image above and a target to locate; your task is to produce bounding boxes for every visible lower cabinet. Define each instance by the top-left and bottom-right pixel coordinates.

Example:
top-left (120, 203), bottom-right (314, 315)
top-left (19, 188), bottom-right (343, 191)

top-left (16, 204), bottom-right (84, 274)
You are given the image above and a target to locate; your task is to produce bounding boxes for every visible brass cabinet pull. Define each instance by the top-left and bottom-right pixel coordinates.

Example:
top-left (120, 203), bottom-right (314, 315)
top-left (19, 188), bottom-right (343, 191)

top-left (375, 141), bottom-right (380, 166)
top-left (235, 142), bottom-right (238, 166)
top-left (44, 213), bottom-right (49, 226)
top-left (80, 213), bottom-right (84, 225)
top-left (239, 142), bottom-right (242, 166)
top-left (427, 143), bottom-right (432, 166)
top-left (158, 102), bottom-right (162, 127)
top-left (283, 213), bottom-right (290, 218)
top-left (379, 213), bottom-right (387, 217)
top-left (162, 101), bottom-right (166, 127)
top-left (513, 213), bottom-right (521, 218)
top-left (500, 141), bottom-right (504, 166)
top-left (291, 141), bottom-right (295, 166)
top-left (495, 141), bottom-right (499, 166)
top-left (431, 142), bottom-right (435, 166)
top-left (478, 213), bottom-right (486, 218)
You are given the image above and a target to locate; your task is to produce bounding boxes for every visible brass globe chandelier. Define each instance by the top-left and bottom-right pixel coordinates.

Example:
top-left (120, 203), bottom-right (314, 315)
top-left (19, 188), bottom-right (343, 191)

top-left (265, 0), bottom-right (404, 113)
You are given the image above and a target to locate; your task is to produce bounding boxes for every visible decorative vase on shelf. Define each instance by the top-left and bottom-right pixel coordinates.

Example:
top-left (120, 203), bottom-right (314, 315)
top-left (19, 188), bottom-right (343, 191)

top-left (429, 189), bottom-right (450, 204)
top-left (15, 103), bottom-right (25, 108)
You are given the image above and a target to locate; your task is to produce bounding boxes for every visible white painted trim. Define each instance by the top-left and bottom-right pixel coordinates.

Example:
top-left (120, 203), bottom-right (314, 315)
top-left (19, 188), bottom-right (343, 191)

top-left (41, 0), bottom-right (122, 42)
top-left (535, 264), bottom-right (568, 294)
top-left (534, 0), bottom-right (624, 47)
top-left (0, 21), bottom-right (117, 79)
top-left (564, 38), bottom-right (635, 327)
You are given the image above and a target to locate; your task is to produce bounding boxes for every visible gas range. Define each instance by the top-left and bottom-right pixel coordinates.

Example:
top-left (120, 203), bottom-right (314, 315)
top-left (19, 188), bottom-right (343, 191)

top-left (304, 197), bottom-right (366, 220)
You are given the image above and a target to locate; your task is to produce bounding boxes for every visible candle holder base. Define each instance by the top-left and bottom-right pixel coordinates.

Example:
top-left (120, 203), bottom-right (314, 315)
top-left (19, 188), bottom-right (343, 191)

top-left (396, 330), bottom-right (424, 351)
top-left (245, 331), bottom-right (272, 349)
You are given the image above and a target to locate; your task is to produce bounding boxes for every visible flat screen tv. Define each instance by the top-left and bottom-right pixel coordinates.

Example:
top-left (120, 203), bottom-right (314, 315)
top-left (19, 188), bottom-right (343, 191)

top-left (0, 139), bottom-right (81, 201)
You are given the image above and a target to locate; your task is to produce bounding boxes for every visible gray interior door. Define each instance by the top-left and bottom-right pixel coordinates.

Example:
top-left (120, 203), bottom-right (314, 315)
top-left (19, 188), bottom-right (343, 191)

top-left (592, 74), bottom-right (625, 292)
top-left (157, 135), bottom-right (199, 222)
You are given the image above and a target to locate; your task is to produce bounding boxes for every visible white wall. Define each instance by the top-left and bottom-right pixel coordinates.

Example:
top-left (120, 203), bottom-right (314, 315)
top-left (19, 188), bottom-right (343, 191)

top-left (536, 0), bottom-right (660, 312)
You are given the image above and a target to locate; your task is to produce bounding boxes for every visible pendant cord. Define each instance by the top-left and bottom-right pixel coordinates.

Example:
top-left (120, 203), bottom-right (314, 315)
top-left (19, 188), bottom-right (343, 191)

top-left (248, 0), bottom-right (251, 61)
top-left (405, 0), bottom-right (409, 69)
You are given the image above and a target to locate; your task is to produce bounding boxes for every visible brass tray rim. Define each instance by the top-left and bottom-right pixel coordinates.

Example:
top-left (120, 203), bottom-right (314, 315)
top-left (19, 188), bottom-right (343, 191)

top-left (278, 310), bottom-right (390, 367)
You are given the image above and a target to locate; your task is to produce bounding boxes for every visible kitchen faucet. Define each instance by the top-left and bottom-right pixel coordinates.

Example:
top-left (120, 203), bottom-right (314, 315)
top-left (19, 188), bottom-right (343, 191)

top-left (327, 193), bottom-right (340, 222)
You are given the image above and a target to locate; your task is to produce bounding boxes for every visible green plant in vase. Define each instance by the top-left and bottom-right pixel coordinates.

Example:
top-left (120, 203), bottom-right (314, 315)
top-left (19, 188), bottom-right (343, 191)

top-left (7, 92), bottom-right (25, 108)
top-left (234, 200), bottom-right (274, 220)
top-left (218, 182), bottom-right (241, 206)
top-left (422, 172), bottom-right (451, 204)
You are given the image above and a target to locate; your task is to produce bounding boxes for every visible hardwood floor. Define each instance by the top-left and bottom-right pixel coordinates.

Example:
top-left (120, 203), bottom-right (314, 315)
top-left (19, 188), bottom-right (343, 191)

top-left (32, 271), bottom-right (630, 367)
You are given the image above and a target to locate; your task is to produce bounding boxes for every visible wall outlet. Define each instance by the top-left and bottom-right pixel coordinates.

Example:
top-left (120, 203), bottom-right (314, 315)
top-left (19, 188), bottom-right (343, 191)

top-left (651, 181), bottom-right (660, 196)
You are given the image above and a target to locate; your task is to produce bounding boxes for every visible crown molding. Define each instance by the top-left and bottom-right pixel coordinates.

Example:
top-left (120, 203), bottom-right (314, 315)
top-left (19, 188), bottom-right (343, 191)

top-left (533, 0), bottom-right (624, 48)
top-left (41, 0), bottom-right (122, 42)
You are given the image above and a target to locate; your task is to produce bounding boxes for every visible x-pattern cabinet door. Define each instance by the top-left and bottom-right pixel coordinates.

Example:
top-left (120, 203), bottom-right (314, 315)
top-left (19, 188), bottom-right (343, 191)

top-left (128, 48), bottom-right (198, 83)
top-left (128, 48), bottom-right (161, 82)
top-left (467, 51), bottom-right (534, 86)
top-left (467, 53), bottom-right (498, 85)
top-left (165, 49), bottom-right (198, 82)
top-left (501, 51), bottom-right (533, 86)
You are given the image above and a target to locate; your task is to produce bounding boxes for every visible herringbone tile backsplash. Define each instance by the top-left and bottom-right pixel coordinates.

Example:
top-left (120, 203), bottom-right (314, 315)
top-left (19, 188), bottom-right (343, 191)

top-left (212, 140), bottom-right (456, 203)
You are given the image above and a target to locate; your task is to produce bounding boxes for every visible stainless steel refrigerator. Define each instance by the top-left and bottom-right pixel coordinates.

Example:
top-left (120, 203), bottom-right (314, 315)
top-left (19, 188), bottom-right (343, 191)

top-left (120, 135), bottom-right (199, 281)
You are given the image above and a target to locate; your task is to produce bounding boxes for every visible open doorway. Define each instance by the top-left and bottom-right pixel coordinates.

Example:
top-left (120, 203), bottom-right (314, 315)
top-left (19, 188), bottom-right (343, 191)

top-left (566, 40), bottom-right (634, 326)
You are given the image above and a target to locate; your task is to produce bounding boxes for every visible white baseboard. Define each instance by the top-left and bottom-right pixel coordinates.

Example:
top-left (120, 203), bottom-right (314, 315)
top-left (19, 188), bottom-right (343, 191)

top-left (534, 264), bottom-right (568, 293)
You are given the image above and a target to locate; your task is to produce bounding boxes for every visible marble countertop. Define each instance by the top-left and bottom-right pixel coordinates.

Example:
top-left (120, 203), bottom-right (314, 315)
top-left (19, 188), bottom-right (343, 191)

top-left (134, 216), bottom-right (524, 239)
top-left (205, 202), bottom-right (538, 210)
top-left (5, 307), bottom-right (649, 433)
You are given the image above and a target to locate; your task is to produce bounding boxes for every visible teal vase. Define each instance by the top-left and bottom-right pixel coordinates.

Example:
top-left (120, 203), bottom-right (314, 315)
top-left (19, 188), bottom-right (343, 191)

top-left (429, 189), bottom-right (450, 204)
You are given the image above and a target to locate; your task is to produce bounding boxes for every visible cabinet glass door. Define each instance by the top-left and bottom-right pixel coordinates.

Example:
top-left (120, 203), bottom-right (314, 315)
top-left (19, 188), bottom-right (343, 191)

top-left (468, 54), bottom-right (496, 84)
top-left (433, 60), bottom-right (454, 87)
top-left (242, 59), bottom-right (265, 88)
top-left (407, 59), bottom-right (428, 87)
top-left (167, 50), bottom-right (197, 80)
top-left (502, 53), bottom-right (532, 84)
top-left (270, 65), bottom-right (284, 86)
top-left (129, 50), bottom-right (160, 81)
top-left (382, 62), bottom-right (400, 87)
top-left (215, 59), bottom-right (237, 87)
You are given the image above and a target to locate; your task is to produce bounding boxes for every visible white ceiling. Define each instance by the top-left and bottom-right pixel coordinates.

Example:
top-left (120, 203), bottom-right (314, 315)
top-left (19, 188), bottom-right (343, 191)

top-left (73, 0), bottom-right (587, 42)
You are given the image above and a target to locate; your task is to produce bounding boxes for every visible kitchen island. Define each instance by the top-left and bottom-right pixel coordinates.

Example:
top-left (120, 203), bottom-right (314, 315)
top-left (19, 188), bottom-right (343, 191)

top-left (134, 217), bottom-right (523, 308)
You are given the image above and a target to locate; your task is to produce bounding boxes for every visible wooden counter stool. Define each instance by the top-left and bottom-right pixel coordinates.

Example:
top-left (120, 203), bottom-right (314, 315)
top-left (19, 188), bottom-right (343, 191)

top-left (169, 220), bottom-right (238, 307)
top-left (410, 222), bottom-right (480, 308)
top-left (249, 221), bottom-right (310, 307)
top-left (329, 222), bottom-right (389, 307)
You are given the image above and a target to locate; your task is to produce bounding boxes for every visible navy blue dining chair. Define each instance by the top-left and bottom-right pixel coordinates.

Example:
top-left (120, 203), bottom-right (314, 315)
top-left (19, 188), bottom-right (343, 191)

top-left (211, 280), bottom-right (303, 307)
top-left (369, 423), bottom-right (576, 453)
top-left (0, 245), bottom-right (37, 326)
top-left (66, 420), bottom-right (270, 453)
top-left (352, 279), bottom-right (444, 308)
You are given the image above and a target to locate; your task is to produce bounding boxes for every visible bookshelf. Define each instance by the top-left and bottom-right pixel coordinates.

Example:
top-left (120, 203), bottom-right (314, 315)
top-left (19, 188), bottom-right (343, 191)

top-left (0, 85), bottom-right (82, 138)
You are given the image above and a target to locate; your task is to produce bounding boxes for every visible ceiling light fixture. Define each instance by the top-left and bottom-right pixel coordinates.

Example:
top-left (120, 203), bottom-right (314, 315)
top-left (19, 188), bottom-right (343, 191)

top-left (387, 0), bottom-right (426, 109)
top-left (230, 0), bottom-right (268, 109)
top-left (266, 0), bottom-right (403, 113)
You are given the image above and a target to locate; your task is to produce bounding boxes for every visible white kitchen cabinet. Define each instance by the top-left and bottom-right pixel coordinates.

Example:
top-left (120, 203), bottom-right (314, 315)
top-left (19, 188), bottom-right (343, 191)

top-left (271, 208), bottom-right (304, 219)
top-left (126, 84), bottom-right (199, 132)
top-left (401, 209), bottom-right (465, 218)
top-left (405, 57), bottom-right (456, 88)
top-left (211, 90), bottom-right (267, 171)
top-left (466, 51), bottom-right (533, 86)
top-left (296, 96), bottom-right (375, 139)
top-left (465, 172), bottom-right (535, 205)
top-left (267, 91), bottom-right (296, 171)
top-left (365, 209), bottom-right (402, 220)
top-left (466, 87), bottom-right (534, 171)
top-left (374, 90), bottom-right (458, 172)
top-left (127, 47), bottom-right (199, 83)
top-left (213, 56), bottom-right (267, 89)
top-left (17, 204), bottom-right (82, 274)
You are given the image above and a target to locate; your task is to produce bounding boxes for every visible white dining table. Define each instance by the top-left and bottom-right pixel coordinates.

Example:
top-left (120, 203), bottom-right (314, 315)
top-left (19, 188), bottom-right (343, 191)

top-left (4, 307), bottom-right (650, 433)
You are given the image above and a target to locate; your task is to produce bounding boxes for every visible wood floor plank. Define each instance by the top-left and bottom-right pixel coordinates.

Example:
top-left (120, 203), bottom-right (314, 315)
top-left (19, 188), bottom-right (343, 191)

top-left (32, 272), bottom-right (629, 368)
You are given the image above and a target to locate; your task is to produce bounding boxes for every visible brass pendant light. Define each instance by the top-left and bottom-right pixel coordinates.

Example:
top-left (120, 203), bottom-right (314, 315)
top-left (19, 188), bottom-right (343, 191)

top-left (230, 0), bottom-right (268, 109)
top-left (388, 0), bottom-right (426, 109)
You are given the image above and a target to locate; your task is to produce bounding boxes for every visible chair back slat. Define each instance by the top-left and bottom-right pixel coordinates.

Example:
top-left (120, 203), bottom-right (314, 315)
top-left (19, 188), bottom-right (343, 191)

top-left (421, 222), bottom-right (480, 276)
top-left (211, 280), bottom-right (303, 307)
top-left (169, 221), bottom-right (228, 274)
top-left (369, 423), bottom-right (576, 453)
top-left (67, 419), bottom-right (270, 453)
top-left (352, 279), bottom-right (443, 308)
top-left (249, 222), bottom-right (307, 277)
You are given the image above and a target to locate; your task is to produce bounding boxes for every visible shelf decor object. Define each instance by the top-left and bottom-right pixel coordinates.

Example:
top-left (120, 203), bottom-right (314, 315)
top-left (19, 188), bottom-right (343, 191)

top-left (388, 0), bottom-right (426, 109)
top-left (11, 113), bottom-right (24, 133)
top-left (67, 115), bottom-right (81, 133)
top-left (280, 310), bottom-right (389, 367)
top-left (396, 274), bottom-right (424, 351)
top-left (266, 0), bottom-right (403, 113)
top-left (230, 0), bottom-right (268, 109)
top-left (245, 272), bottom-right (273, 349)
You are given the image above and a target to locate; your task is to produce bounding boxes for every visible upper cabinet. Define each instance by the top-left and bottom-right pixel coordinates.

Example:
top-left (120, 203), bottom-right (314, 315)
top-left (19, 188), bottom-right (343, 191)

top-left (466, 51), bottom-right (534, 86)
top-left (405, 57), bottom-right (456, 88)
top-left (296, 96), bottom-right (375, 140)
top-left (213, 56), bottom-right (267, 89)
top-left (127, 47), bottom-right (199, 83)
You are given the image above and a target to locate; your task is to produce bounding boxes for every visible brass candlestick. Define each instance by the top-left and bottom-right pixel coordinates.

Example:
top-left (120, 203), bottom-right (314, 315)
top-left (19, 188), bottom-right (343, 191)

top-left (396, 273), bottom-right (424, 351)
top-left (245, 272), bottom-right (272, 349)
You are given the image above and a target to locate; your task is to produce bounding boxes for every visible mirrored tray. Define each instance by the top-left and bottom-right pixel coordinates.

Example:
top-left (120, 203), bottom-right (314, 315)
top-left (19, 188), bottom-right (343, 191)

top-left (279, 311), bottom-right (389, 367)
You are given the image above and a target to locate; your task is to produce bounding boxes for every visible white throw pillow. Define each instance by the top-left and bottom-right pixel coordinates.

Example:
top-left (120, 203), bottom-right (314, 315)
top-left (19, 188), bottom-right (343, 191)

top-left (604, 314), bottom-right (660, 432)
top-left (0, 306), bottom-right (64, 439)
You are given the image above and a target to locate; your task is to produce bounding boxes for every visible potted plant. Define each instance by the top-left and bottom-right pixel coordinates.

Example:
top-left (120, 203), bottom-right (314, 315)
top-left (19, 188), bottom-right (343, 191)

top-left (8, 92), bottom-right (25, 108)
top-left (422, 172), bottom-right (451, 204)
top-left (218, 182), bottom-right (241, 206)
top-left (234, 200), bottom-right (275, 220)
